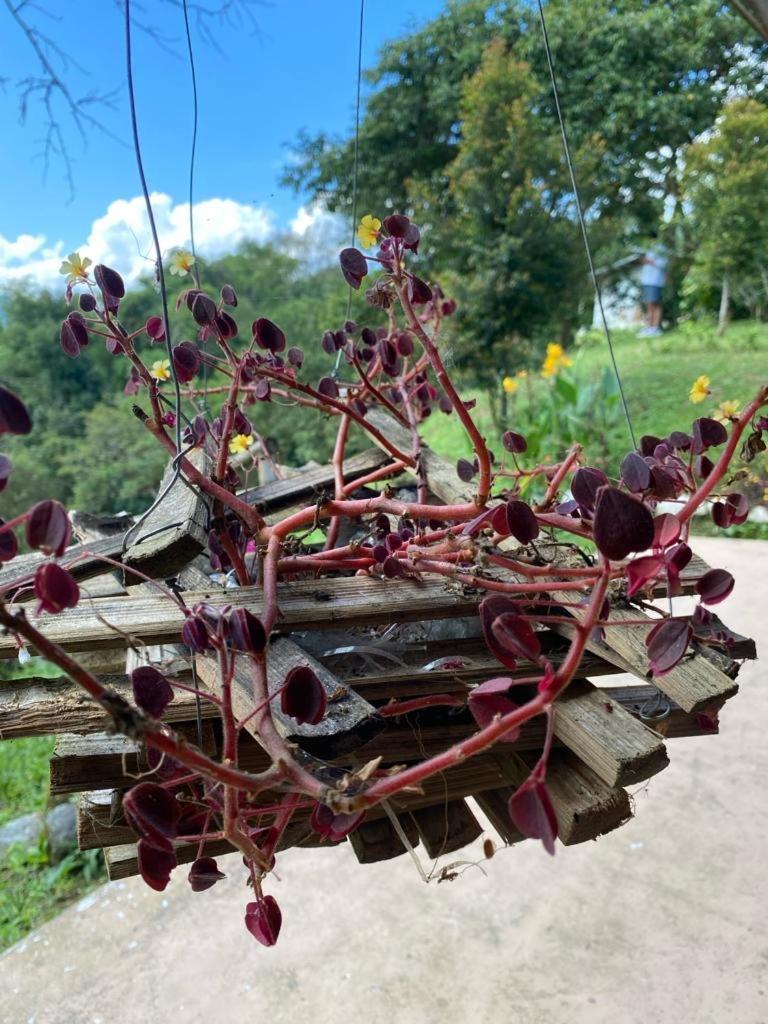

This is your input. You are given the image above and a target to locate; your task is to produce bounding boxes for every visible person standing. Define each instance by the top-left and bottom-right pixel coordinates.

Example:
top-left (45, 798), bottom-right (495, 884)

top-left (640, 230), bottom-right (668, 336)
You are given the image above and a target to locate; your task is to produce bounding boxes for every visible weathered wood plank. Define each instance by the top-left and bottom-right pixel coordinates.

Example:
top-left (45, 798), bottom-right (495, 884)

top-left (0, 534), bottom-right (128, 597)
top-left (240, 448), bottom-right (391, 510)
top-left (348, 814), bottom-right (421, 864)
top-left (195, 640), bottom-right (383, 760)
top-left (473, 788), bottom-right (526, 845)
top-left (122, 451), bottom-right (211, 581)
top-left (0, 576), bottom-right (491, 658)
top-left (553, 678), bottom-right (669, 787)
top-left (408, 800), bottom-right (483, 858)
top-left (509, 749), bottom-right (632, 845)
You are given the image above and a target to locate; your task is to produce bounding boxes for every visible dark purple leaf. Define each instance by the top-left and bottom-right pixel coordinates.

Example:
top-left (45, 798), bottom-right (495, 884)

top-left (339, 248), bottom-right (368, 289)
top-left (639, 435), bottom-right (662, 457)
top-left (310, 803), bottom-right (365, 841)
top-left (0, 519), bottom-right (18, 562)
top-left (383, 214), bottom-right (410, 238)
top-left (468, 677), bottom-right (521, 739)
top-left (123, 782), bottom-right (181, 852)
top-left (79, 293), bottom-right (97, 312)
top-left (245, 896), bottom-right (282, 946)
top-left (188, 857), bottom-right (226, 892)
top-left (253, 317), bottom-right (286, 353)
top-left (317, 377), bottom-right (339, 400)
top-left (280, 666), bottom-right (327, 725)
top-left (191, 292), bottom-right (218, 326)
top-left (646, 618), bottom-right (692, 676)
top-left (287, 346), bottom-right (304, 367)
top-left (491, 613), bottom-right (542, 663)
top-left (695, 568), bottom-right (735, 606)
top-left (382, 555), bottom-right (405, 578)
top-left (571, 467), bottom-right (608, 512)
top-left (172, 342), bottom-right (200, 384)
top-left (456, 458), bottom-right (476, 483)
top-left (502, 431), bottom-right (527, 454)
top-left (691, 417), bottom-right (728, 454)
top-left (145, 315), bottom-right (166, 342)
top-left (593, 486), bottom-right (654, 561)
top-left (667, 431), bottom-right (691, 450)
top-left (480, 596), bottom-right (520, 670)
top-left (229, 607), bottom-right (267, 654)
top-left (625, 555), bottom-right (665, 597)
top-left (220, 284), bottom-right (238, 307)
top-left (94, 264), bottom-right (125, 299)
top-left (408, 275), bottom-right (432, 305)
top-left (26, 500), bottom-right (71, 557)
top-left (34, 563), bottom-right (79, 614)
top-left (131, 666), bottom-right (174, 718)
top-left (652, 513), bottom-right (681, 550)
top-left (0, 386), bottom-right (32, 435)
top-left (508, 777), bottom-right (558, 855)
top-left (215, 311), bottom-right (238, 340)
top-left (504, 499), bottom-right (539, 544)
top-left (403, 223), bottom-right (420, 252)
top-left (60, 317), bottom-right (86, 358)
top-left (620, 451), bottom-right (651, 492)
top-left (0, 454), bottom-right (10, 493)
top-left (137, 839), bottom-right (177, 892)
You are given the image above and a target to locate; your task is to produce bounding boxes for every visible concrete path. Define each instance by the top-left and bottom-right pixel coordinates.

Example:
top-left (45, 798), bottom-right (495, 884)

top-left (2, 537), bottom-right (766, 1024)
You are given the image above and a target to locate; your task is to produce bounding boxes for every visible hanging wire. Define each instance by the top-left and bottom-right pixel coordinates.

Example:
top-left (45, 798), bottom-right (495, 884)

top-left (181, 0), bottom-right (210, 417)
top-left (333, 0), bottom-right (366, 378)
top-left (122, 0), bottom-right (195, 559)
top-left (535, 0), bottom-right (637, 451)
top-left (181, 0), bottom-right (202, 293)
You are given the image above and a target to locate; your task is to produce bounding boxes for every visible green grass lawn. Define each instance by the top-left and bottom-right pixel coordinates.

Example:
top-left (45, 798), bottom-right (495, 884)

top-left (0, 699), bottom-right (105, 950)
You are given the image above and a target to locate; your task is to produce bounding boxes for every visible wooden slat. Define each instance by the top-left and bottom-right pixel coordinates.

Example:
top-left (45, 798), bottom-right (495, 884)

top-left (0, 534), bottom-right (128, 597)
top-left (474, 787), bottom-right (526, 845)
top-left (0, 576), bottom-right (493, 658)
top-left (195, 640), bottom-right (383, 760)
top-left (408, 800), bottom-right (483, 858)
top-left (240, 448), bottom-right (391, 510)
top-left (514, 750), bottom-right (632, 846)
top-left (348, 814), bottom-right (421, 864)
top-left (553, 678), bottom-right (668, 787)
top-left (554, 605), bottom-right (739, 714)
top-left (122, 452), bottom-right (211, 581)
top-left (43, 683), bottom-right (713, 793)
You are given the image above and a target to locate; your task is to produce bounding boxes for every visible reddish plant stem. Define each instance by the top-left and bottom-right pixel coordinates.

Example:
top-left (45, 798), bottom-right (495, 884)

top-left (395, 279), bottom-right (492, 505)
top-left (677, 387), bottom-right (768, 524)
top-left (534, 444), bottom-right (582, 511)
top-left (377, 694), bottom-right (466, 717)
top-left (352, 560), bottom-right (612, 808)
top-left (324, 410), bottom-right (352, 552)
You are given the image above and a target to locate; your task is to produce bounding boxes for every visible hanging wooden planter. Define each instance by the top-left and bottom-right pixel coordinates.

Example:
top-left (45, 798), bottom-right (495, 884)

top-left (0, 416), bottom-right (752, 878)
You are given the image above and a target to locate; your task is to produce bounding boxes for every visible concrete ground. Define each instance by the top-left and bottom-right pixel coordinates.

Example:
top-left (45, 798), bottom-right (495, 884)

top-left (1, 536), bottom-right (766, 1024)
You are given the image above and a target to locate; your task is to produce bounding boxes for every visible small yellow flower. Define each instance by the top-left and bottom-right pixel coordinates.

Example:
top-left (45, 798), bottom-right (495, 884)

top-left (516, 369), bottom-right (529, 380)
top-left (540, 342), bottom-right (573, 378)
top-left (229, 433), bottom-right (255, 455)
top-left (59, 251), bottom-right (92, 284)
top-left (714, 399), bottom-right (741, 423)
top-left (763, 487), bottom-right (768, 504)
top-left (502, 376), bottom-right (519, 394)
top-left (689, 375), bottom-right (711, 404)
top-left (356, 215), bottom-right (382, 249)
top-left (169, 250), bottom-right (196, 276)
top-left (150, 359), bottom-right (171, 382)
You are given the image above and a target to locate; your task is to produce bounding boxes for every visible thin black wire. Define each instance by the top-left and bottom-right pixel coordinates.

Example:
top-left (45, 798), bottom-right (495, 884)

top-left (334, 0), bottom-right (365, 377)
top-left (181, 0), bottom-right (202, 293)
top-left (181, 0), bottom-right (210, 418)
top-left (535, 0), bottom-right (637, 451)
top-left (122, 0), bottom-right (188, 551)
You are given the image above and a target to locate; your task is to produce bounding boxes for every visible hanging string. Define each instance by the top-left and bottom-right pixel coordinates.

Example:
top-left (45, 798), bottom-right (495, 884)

top-left (181, 0), bottom-right (202, 293)
top-left (334, 0), bottom-right (366, 378)
top-left (535, 0), bottom-right (637, 451)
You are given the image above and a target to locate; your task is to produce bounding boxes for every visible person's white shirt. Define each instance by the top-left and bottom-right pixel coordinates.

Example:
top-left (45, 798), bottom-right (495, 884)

top-left (641, 245), bottom-right (668, 288)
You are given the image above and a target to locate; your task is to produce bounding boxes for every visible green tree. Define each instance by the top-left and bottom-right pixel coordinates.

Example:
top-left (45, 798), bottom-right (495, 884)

top-left (284, 0), bottom-right (766, 345)
top-left (683, 98), bottom-right (768, 333)
top-left (419, 41), bottom-right (588, 392)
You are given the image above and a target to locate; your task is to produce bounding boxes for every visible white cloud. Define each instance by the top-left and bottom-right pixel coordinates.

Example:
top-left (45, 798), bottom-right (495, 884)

top-left (0, 193), bottom-right (276, 292)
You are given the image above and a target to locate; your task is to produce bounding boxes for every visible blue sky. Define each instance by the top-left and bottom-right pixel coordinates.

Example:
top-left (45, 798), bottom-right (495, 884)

top-left (0, 0), bottom-right (446, 286)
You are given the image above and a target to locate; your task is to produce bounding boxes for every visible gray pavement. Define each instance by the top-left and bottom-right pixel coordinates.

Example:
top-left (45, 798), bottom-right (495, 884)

top-left (1, 536), bottom-right (766, 1024)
